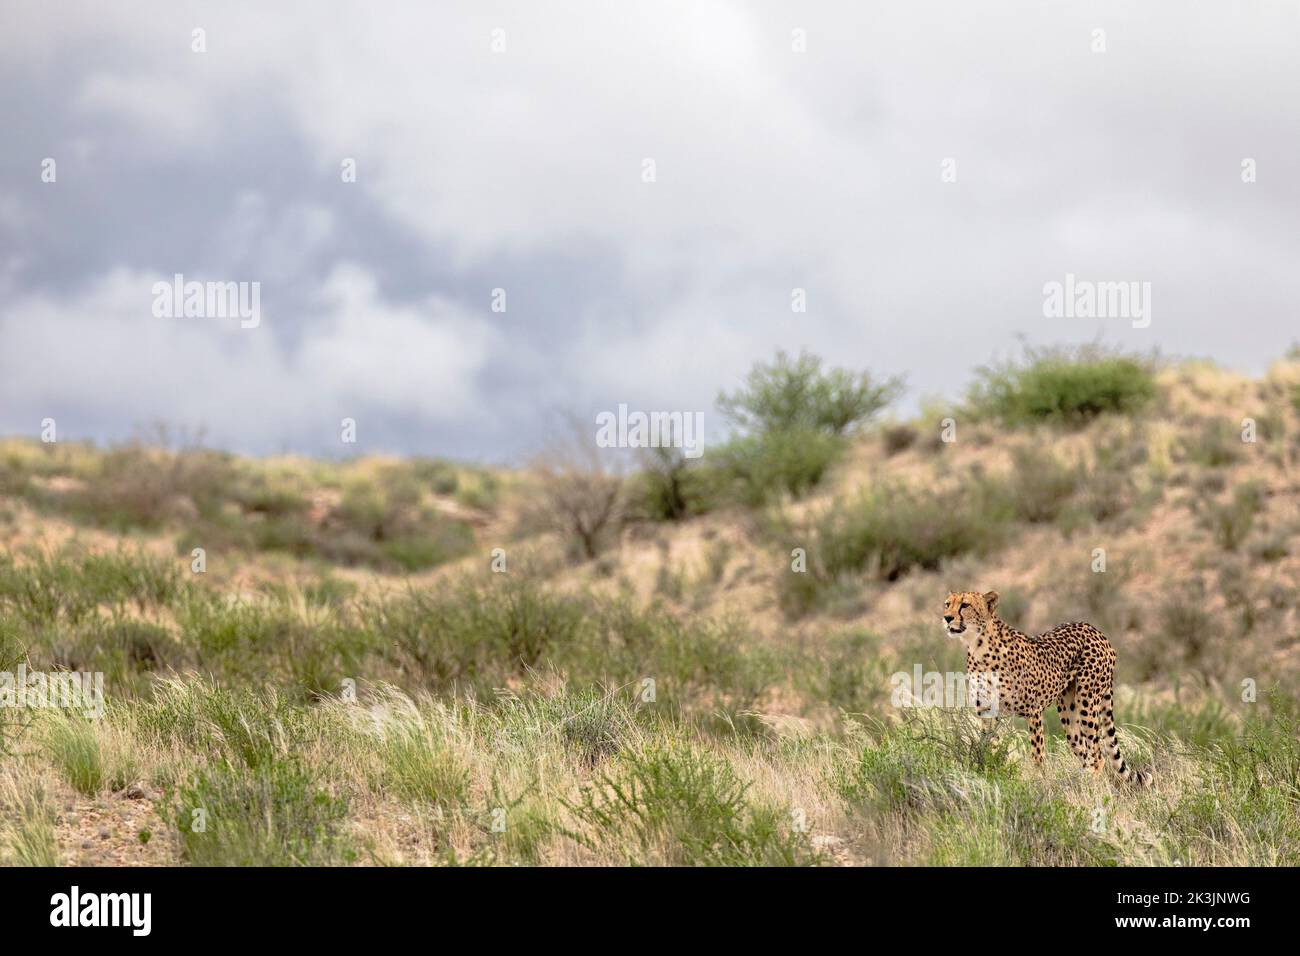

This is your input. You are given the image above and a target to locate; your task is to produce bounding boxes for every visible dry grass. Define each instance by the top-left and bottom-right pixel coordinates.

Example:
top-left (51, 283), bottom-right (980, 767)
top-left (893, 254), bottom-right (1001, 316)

top-left (1, 355), bottom-right (1298, 866)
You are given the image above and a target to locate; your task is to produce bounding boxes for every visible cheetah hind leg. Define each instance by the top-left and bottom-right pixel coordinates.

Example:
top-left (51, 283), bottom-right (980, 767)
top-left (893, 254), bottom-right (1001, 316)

top-left (1027, 712), bottom-right (1046, 766)
top-left (1057, 681), bottom-right (1096, 772)
top-left (1075, 692), bottom-right (1107, 773)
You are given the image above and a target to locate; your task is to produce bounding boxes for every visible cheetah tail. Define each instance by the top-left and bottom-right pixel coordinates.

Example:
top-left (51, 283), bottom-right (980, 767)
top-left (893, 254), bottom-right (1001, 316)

top-left (1100, 709), bottom-right (1153, 787)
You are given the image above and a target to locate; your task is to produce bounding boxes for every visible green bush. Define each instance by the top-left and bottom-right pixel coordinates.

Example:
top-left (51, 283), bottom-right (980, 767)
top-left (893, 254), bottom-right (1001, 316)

top-left (1160, 706), bottom-right (1300, 864)
top-left (780, 479), bottom-right (1010, 616)
top-left (1154, 582), bottom-right (1216, 671)
top-left (173, 758), bottom-right (354, 866)
top-left (454, 471), bottom-right (499, 512)
top-left (251, 514), bottom-right (317, 556)
top-left (1119, 697), bottom-right (1235, 748)
top-left (566, 743), bottom-right (818, 865)
top-left (967, 345), bottom-right (1156, 426)
top-left (408, 457), bottom-right (462, 496)
top-left (232, 480), bottom-right (310, 518)
top-left (373, 722), bottom-right (469, 809)
top-left (1211, 705), bottom-right (1300, 807)
top-left (41, 717), bottom-right (106, 796)
top-left (35, 619), bottom-right (186, 698)
top-left (0, 547), bottom-right (185, 627)
top-left (0, 623), bottom-right (32, 758)
top-left (928, 778), bottom-right (1108, 865)
top-left (701, 350), bottom-right (902, 507)
top-left (175, 595), bottom-right (369, 695)
top-left (835, 731), bottom-right (957, 814)
top-left (795, 628), bottom-right (884, 714)
top-left (379, 526), bottom-right (476, 572)
top-left (375, 579), bottom-right (773, 711)
top-left (718, 349), bottom-right (902, 436)
top-left (1079, 462), bottom-right (1138, 524)
top-left (634, 444), bottom-right (725, 521)
top-left (0, 457), bottom-right (30, 497)
top-left (136, 681), bottom-right (324, 770)
top-left (495, 688), bottom-right (641, 767)
top-left (593, 602), bottom-right (778, 712)
top-left (251, 474), bottom-right (475, 572)
top-left (375, 578), bottom-right (587, 692)
top-left (835, 719), bottom-right (1112, 865)
top-left (2, 790), bottom-right (59, 866)
top-left (634, 350), bottom-right (901, 516)
top-left (59, 446), bottom-right (242, 530)
top-left (18, 442), bottom-right (476, 574)
top-left (711, 426), bottom-right (845, 507)
top-left (1180, 418), bottom-right (1243, 468)
top-left (1198, 482), bottom-right (1265, 551)
top-left (995, 448), bottom-right (1085, 523)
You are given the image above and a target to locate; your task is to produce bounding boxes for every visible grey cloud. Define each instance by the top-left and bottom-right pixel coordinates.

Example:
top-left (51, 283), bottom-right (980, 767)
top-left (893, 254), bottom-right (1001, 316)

top-left (1, 0), bottom-right (1297, 461)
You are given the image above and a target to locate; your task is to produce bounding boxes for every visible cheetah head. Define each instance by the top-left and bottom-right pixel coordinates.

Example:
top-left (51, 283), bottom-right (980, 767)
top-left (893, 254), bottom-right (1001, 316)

top-left (943, 590), bottom-right (999, 637)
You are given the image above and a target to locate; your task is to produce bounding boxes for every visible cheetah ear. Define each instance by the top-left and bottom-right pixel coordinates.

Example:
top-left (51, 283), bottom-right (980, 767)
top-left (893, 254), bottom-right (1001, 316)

top-left (983, 590), bottom-right (1000, 613)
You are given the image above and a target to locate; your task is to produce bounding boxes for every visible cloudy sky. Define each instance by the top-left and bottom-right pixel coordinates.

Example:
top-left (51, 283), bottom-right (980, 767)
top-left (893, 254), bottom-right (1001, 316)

top-left (2, 1), bottom-right (1297, 462)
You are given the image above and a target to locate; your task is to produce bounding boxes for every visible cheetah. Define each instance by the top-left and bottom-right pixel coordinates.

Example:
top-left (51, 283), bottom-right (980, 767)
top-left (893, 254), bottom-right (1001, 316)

top-left (942, 589), bottom-right (1153, 785)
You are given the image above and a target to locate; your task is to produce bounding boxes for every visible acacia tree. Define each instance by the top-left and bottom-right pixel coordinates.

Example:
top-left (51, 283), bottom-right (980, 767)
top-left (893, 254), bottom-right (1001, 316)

top-left (717, 349), bottom-right (903, 437)
top-left (533, 413), bottom-right (628, 561)
top-left (709, 350), bottom-right (903, 504)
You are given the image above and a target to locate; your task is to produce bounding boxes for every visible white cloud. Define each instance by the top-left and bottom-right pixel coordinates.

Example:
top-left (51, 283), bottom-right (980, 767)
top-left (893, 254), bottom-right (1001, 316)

top-left (299, 264), bottom-right (496, 419)
top-left (76, 73), bottom-right (216, 146)
top-left (0, 264), bottom-right (498, 451)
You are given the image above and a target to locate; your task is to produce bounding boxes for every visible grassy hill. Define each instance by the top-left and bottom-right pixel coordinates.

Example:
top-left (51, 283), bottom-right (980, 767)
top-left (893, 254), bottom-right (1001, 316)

top-left (0, 348), bottom-right (1298, 865)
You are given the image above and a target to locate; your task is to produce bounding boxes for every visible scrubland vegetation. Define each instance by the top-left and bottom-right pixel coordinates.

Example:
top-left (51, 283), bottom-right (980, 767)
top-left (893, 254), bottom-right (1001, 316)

top-left (0, 344), bottom-right (1298, 866)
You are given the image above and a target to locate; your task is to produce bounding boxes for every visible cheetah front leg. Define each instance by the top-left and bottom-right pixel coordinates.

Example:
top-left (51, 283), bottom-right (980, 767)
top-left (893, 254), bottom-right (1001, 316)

top-left (1027, 711), bottom-right (1046, 767)
top-left (1078, 692), bottom-right (1105, 773)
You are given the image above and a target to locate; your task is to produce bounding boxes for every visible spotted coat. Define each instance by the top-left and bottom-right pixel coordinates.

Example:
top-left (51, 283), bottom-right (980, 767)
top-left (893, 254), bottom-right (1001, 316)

top-left (943, 589), bottom-right (1153, 786)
